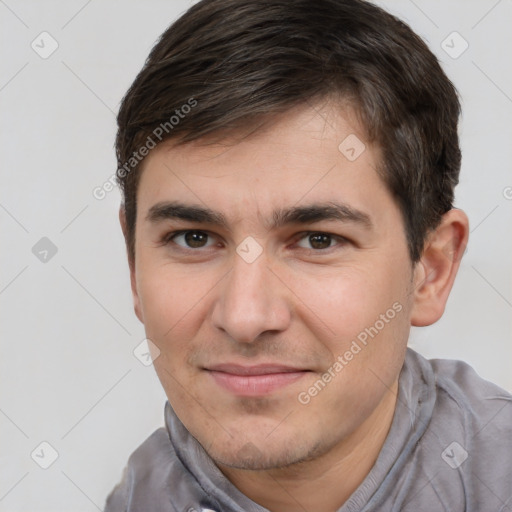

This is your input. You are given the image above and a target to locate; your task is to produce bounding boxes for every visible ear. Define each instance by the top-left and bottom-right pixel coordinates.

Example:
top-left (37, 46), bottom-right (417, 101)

top-left (410, 208), bottom-right (469, 327)
top-left (119, 207), bottom-right (144, 324)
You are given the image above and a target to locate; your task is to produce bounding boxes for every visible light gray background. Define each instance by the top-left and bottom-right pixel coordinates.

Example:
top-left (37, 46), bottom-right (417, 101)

top-left (0, 0), bottom-right (511, 510)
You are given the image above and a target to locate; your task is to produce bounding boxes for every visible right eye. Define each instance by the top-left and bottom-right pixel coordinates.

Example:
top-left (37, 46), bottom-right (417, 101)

top-left (164, 230), bottom-right (218, 249)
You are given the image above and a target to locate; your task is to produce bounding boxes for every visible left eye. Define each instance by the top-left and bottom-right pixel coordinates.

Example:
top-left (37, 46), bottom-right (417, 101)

top-left (169, 230), bottom-right (216, 249)
top-left (295, 232), bottom-right (344, 250)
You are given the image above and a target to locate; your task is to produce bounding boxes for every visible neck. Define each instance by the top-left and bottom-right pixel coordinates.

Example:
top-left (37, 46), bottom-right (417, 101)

top-left (218, 380), bottom-right (399, 512)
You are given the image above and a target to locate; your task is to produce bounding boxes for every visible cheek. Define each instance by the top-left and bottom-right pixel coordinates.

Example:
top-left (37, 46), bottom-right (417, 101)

top-left (294, 264), bottom-right (404, 339)
top-left (136, 261), bottom-right (207, 346)
top-left (294, 262), bottom-right (410, 388)
top-left (136, 266), bottom-right (206, 404)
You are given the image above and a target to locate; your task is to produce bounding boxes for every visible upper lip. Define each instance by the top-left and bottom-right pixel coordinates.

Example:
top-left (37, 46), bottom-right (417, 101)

top-left (205, 363), bottom-right (309, 375)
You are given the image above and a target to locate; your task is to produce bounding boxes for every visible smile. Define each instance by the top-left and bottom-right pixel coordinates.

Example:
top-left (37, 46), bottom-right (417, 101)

top-left (205, 365), bottom-right (310, 396)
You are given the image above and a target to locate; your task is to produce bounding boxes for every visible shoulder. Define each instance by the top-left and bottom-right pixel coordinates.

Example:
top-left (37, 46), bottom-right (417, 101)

top-left (411, 350), bottom-right (512, 507)
top-left (104, 426), bottom-right (202, 512)
top-left (428, 354), bottom-right (512, 426)
top-left (104, 427), bottom-right (172, 511)
top-left (389, 350), bottom-right (512, 510)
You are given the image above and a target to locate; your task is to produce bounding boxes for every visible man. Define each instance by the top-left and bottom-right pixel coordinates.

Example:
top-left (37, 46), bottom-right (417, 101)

top-left (106, 0), bottom-right (512, 510)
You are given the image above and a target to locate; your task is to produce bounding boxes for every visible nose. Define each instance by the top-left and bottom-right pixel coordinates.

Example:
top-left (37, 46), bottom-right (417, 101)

top-left (211, 252), bottom-right (291, 344)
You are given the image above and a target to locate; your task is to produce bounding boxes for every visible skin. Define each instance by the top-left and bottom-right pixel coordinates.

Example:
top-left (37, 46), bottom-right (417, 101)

top-left (120, 99), bottom-right (469, 512)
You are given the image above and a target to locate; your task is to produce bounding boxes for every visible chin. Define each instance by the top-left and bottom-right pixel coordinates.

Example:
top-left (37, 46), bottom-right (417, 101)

top-left (207, 434), bottom-right (327, 471)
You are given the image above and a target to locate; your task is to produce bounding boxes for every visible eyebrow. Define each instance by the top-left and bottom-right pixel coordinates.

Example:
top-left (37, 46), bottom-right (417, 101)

top-left (145, 200), bottom-right (374, 231)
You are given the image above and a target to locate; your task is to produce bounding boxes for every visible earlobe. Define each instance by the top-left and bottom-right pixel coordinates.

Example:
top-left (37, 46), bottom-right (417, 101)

top-left (132, 283), bottom-right (144, 325)
top-left (119, 207), bottom-right (144, 325)
top-left (410, 208), bottom-right (469, 327)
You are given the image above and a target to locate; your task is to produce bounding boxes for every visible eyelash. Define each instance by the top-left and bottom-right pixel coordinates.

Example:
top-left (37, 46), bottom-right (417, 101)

top-left (160, 230), bottom-right (349, 253)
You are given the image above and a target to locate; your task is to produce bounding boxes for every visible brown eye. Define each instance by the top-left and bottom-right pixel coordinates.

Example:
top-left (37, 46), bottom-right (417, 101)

top-left (308, 233), bottom-right (332, 249)
top-left (171, 231), bottom-right (213, 249)
top-left (296, 232), bottom-right (346, 250)
top-left (185, 231), bottom-right (208, 248)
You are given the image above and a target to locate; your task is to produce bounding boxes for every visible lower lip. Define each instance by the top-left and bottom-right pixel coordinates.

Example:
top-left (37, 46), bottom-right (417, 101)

top-left (207, 370), bottom-right (308, 396)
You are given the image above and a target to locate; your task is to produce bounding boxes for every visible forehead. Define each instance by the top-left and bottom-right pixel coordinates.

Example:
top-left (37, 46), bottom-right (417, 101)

top-left (135, 100), bottom-right (395, 230)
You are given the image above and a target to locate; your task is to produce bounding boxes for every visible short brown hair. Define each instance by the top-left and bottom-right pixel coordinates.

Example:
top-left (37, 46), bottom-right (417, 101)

top-left (116, 0), bottom-right (461, 265)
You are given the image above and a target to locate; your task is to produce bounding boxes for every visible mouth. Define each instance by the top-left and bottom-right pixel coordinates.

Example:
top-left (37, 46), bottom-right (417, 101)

top-left (204, 363), bottom-right (311, 396)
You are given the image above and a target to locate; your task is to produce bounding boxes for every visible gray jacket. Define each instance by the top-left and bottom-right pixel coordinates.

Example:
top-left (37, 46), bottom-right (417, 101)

top-left (105, 348), bottom-right (512, 511)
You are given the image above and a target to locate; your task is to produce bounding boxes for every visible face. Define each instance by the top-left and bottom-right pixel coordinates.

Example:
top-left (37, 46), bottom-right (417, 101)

top-left (129, 100), bottom-right (416, 470)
